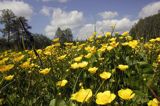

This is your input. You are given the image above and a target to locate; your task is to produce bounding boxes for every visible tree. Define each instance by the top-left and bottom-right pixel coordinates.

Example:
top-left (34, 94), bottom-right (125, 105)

top-left (55, 27), bottom-right (73, 46)
top-left (64, 28), bottom-right (73, 42)
top-left (0, 9), bottom-right (16, 45)
top-left (0, 9), bottom-right (31, 50)
top-left (130, 13), bottom-right (160, 41)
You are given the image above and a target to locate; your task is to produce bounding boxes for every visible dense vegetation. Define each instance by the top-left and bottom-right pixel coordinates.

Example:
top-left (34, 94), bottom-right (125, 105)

top-left (0, 32), bottom-right (160, 106)
top-left (130, 13), bottom-right (160, 41)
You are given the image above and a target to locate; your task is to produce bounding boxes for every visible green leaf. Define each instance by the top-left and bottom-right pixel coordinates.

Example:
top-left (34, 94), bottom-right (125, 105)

top-left (49, 98), bottom-right (66, 106)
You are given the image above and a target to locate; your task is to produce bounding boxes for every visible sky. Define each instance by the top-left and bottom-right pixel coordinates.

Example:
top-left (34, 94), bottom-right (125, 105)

top-left (0, 0), bottom-right (160, 40)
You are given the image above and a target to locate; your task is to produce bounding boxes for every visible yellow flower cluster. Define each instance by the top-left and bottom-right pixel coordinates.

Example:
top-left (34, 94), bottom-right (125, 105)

top-left (71, 61), bottom-right (88, 69)
top-left (0, 64), bottom-right (14, 73)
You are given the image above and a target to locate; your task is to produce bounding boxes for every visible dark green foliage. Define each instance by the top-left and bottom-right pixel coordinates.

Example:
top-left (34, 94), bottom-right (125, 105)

top-left (33, 34), bottom-right (52, 49)
top-left (0, 9), bottom-right (51, 50)
top-left (130, 13), bottom-right (160, 41)
top-left (55, 27), bottom-right (73, 45)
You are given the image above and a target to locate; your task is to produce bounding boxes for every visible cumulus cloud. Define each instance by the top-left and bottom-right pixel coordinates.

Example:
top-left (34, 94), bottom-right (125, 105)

top-left (98, 11), bottom-right (118, 19)
top-left (0, 1), bottom-right (33, 19)
top-left (40, 6), bottom-right (53, 16)
top-left (77, 18), bottom-right (137, 40)
top-left (139, 1), bottom-right (160, 18)
top-left (41, 0), bottom-right (68, 3)
top-left (44, 8), bottom-right (84, 39)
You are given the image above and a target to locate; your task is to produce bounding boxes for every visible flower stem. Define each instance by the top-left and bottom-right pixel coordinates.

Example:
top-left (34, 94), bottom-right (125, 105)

top-left (94, 80), bottom-right (105, 96)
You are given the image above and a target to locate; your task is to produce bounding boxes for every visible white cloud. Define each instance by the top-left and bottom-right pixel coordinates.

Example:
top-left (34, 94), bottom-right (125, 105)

top-left (40, 6), bottom-right (52, 16)
top-left (139, 1), bottom-right (160, 18)
top-left (44, 8), bottom-right (84, 39)
top-left (77, 18), bottom-right (137, 40)
top-left (99, 11), bottom-right (118, 19)
top-left (41, 0), bottom-right (68, 3)
top-left (0, 1), bottom-right (33, 19)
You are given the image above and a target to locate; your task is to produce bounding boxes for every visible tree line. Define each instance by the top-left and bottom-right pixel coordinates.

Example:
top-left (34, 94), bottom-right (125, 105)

top-left (0, 9), bottom-right (53, 50)
top-left (0, 9), bottom-right (74, 50)
top-left (130, 13), bottom-right (160, 41)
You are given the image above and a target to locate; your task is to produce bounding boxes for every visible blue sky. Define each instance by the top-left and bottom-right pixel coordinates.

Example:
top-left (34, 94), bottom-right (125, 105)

top-left (0, 0), bottom-right (160, 40)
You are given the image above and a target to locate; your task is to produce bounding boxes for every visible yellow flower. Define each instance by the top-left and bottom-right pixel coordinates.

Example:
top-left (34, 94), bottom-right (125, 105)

top-left (128, 40), bottom-right (138, 49)
top-left (110, 41), bottom-right (119, 48)
top-left (122, 31), bottom-right (129, 36)
top-left (96, 91), bottom-right (116, 105)
top-left (4, 75), bottom-right (14, 81)
top-left (125, 35), bottom-right (133, 41)
top-left (99, 72), bottom-right (111, 80)
top-left (105, 32), bottom-right (111, 37)
top-left (64, 42), bottom-right (73, 46)
top-left (0, 64), bottom-right (14, 73)
top-left (107, 46), bottom-right (114, 51)
top-left (122, 42), bottom-right (129, 46)
top-left (56, 79), bottom-right (68, 87)
top-left (52, 38), bottom-right (59, 42)
top-left (57, 54), bottom-right (67, 60)
top-left (74, 55), bottom-right (83, 62)
top-left (149, 39), bottom-right (156, 43)
top-left (118, 64), bottom-right (129, 71)
top-left (85, 53), bottom-right (92, 59)
top-left (13, 55), bottom-right (24, 62)
top-left (20, 60), bottom-right (32, 69)
top-left (0, 57), bottom-right (9, 65)
top-left (71, 63), bottom-right (79, 69)
top-left (148, 98), bottom-right (160, 106)
top-left (79, 61), bottom-right (88, 68)
top-left (109, 38), bottom-right (116, 42)
top-left (54, 43), bottom-right (61, 47)
top-left (97, 35), bottom-right (102, 39)
top-left (155, 37), bottom-right (160, 42)
top-left (98, 47), bottom-right (106, 53)
top-left (71, 88), bottom-right (92, 103)
top-left (118, 88), bottom-right (135, 100)
top-left (88, 67), bottom-right (98, 74)
top-left (39, 68), bottom-right (51, 75)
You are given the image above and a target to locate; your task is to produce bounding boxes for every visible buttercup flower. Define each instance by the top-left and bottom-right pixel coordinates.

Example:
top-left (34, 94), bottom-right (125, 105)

top-left (118, 88), bottom-right (135, 100)
top-left (39, 68), bottom-right (51, 75)
top-left (71, 88), bottom-right (92, 103)
top-left (105, 32), bottom-right (111, 37)
top-left (118, 64), bottom-right (129, 71)
top-left (128, 40), bottom-right (138, 49)
top-left (56, 79), bottom-right (68, 87)
top-left (88, 67), bottom-right (98, 74)
top-left (96, 91), bottom-right (116, 105)
top-left (74, 55), bottom-right (83, 62)
top-left (85, 53), bottom-right (92, 59)
top-left (99, 72), bottom-right (111, 80)
top-left (4, 75), bottom-right (14, 81)
top-left (57, 54), bottom-right (67, 60)
top-left (71, 63), bottom-right (79, 69)
top-left (148, 98), bottom-right (160, 106)
top-left (0, 64), bottom-right (14, 73)
top-left (121, 31), bottom-right (129, 36)
top-left (79, 61), bottom-right (88, 68)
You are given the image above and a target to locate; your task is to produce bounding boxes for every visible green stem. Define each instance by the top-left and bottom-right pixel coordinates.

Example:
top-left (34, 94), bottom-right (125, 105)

top-left (72, 70), bottom-right (83, 94)
top-left (94, 80), bottom-right (105, 97)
